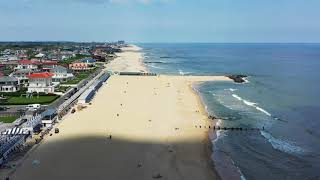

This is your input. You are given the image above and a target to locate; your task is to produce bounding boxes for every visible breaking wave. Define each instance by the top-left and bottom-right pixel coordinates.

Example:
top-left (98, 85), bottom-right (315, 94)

top-left (260, 131), bottom-right (305, 155)
top-left (232, 94), bottom-right (272, 116)
top-left (146, 64), bottom-right (164, 69)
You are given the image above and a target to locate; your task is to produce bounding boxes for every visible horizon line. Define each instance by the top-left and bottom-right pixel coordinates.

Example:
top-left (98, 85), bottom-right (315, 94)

top-left (1, 41), bottom-right (320, 44)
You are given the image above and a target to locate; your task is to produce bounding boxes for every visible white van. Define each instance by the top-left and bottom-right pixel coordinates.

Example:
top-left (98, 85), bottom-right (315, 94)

top-left (26, 104), bottom-right (41, 110)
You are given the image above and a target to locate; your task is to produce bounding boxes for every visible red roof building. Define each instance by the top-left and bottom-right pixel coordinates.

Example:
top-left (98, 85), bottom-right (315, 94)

top-left (18, 60), bottom-right (58, 65)
top-left (18, 60), bottom-right (42, 65)
top-left (28, 72), bottom-right (54, 79)
top-left (27, 72), bottom-right (55, 93)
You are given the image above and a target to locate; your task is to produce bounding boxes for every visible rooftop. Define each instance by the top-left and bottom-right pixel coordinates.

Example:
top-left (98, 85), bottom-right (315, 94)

top-left (18, 60), bottom-right (58, 65)
top-left (28, 72), bottom-right (54, 79)
top-left (0, 76), bottom-right (19, 82)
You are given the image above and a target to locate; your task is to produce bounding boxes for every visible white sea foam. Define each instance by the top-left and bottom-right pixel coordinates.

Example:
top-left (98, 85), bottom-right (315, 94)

top-left (216, 119), bottom-right (223, 127)
top-left (224, 88), bottom-right (237, 92)
top-left (179, 69), bottom-right (184, 75)
top-left (147, 64), bottom-right (164, 69)
top-left (243, 100), bottom-right (257, 107)
top-left (260, 131), bottom-right (305, 155)
top-left (229, 88), bottom-right (238, 92)
top-left (243, 77), bottom-right (249, 83)
top-left (256, 107), bottom-right (272, 116)
top-left (232, 94), bottom-right (242, 101)
top-left (232, 94), bottom-right (272, 116)
top-left (241, 175), bottom-right (247, 180)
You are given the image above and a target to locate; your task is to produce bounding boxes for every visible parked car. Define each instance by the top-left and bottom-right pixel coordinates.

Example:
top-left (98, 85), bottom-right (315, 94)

top-left (26, 104), bottom-right (41, 110)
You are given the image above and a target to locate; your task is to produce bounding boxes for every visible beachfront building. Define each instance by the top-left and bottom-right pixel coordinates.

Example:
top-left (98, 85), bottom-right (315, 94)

top-left (50, 65), bottom-right (74, 82)
top-left (10, 69), bottom-right (33, 85)
top-left (80, 58), bottom-right (96, 64)
top-left (0, 76), bottom-right (20, 92)
top-left (15, 60), bottom-right (41, 71)
top-left (27, 72), bottom-right (55, 93)
top-left (69, 62), bottom-right (95, 71)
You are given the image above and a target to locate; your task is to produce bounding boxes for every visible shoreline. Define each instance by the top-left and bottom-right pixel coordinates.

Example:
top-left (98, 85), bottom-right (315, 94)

top-left (190, 82), bottom-right (244, 180)
top-left (188, 82), bottom-right (222, 180)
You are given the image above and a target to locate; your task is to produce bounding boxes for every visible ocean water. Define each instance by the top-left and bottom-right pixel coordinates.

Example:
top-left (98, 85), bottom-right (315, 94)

top-left (138, 43), bottom-right (320, 180)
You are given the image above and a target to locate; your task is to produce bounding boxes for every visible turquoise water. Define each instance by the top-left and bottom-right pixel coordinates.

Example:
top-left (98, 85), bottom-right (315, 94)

top-left (139, 43), bottom-right (320, 180)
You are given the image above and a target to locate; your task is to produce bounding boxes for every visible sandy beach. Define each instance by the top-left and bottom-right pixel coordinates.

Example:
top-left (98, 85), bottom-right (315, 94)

top-left (106, 45), bottom-right (147, 72)
top-left (4, 45), bottom-right (232, 180)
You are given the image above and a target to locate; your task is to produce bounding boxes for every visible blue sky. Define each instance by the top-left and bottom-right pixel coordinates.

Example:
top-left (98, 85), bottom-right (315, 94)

top-left (0, 0), bottom-right (320, 42)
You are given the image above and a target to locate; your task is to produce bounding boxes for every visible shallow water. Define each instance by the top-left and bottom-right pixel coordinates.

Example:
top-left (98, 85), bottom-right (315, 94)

top-left (139, 43), bottom-right (320, 180)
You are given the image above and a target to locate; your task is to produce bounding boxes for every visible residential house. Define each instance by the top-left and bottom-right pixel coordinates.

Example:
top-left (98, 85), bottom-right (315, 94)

top-left (0, 76), bottom-right (20, 92)
top-left (10, 69), bottom-right (34, 85)
top-left (50, 65), bottom-right (74, 82)
top-left (27, 72), bottom-right (56, 94)
top-left (15, 60), bottom-right (41, 71)
top-left (35, 53), bottom-right (45, 58)
top-left (81, 58), bottom-right (96, 64)
top-left (68, 58), bottom-right (96, 71)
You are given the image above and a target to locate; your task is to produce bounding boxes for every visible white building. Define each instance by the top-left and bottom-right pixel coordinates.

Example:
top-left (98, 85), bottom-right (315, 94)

top-left (0, 76), bottom-right (20, 92)
top-left (10, 69), bottom-right (34, 86)
top-left (35, 53), bottom-right (45, 58)
top-left (50, 65), bottom-right (74, 82)
top-left (27, 72), bottom-right (56, 94)
top-left (15, 60), bottom-right (40, 71)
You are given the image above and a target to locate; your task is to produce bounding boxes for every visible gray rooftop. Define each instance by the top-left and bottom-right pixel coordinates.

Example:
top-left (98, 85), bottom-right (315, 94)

top-left (0, 76), bottom-right (18, 82)
top-left (13, 69), bottom-right (33, 74)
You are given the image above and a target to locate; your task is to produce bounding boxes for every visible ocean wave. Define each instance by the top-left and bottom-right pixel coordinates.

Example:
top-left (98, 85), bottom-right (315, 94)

top-left (243, 100), bottom-right (257, 107)
top-left (230, 88), bottom-right (238, 92)
top-left (232, 94), bottom-right (272, 116)
top-left (160, 56), bottom-right (185, 59)
top-left (146, 64), bottom-right (164, 69)
top-left (144, 61), bottom-right (166, 64)
top-left (225, 88), bottom-right (238, 92)
top-left (260, 131), bottom-right (305, 155)
top-left (232, 94), bottom-right (242, 101)
top-left (256, 107), bottom-right (271, 116)
top-left (178, 69), bottom-right (191, 75)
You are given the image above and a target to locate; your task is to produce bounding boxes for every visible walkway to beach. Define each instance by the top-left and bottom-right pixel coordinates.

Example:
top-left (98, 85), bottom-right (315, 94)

top-left (8, 75), bottom-right (229, 180)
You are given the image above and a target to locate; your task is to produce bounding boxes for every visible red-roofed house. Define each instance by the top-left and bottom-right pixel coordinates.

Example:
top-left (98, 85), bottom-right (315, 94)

top-left (27, 72), bottom-right (56, 93)
top-left (15, 60), bottom-right (41, 71)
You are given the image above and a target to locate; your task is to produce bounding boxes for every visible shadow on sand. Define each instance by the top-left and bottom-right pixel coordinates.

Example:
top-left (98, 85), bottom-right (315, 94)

top-left (6, 135), bottom-right (221, 180)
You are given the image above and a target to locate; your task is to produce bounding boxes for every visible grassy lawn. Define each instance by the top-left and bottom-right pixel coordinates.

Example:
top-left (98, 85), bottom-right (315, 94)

top-left (61, 73), bottom-right (89, 84)
top-left (59, 54), bottom-right (92, 65)
top-left (0, 95), bottom-right (60, 105)
top-left (56, 86), bottom-right (70, 93)
top-left (0, 116), bottom-right (19, 123)
top-left (61, 68), bottom-right (97, 85)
